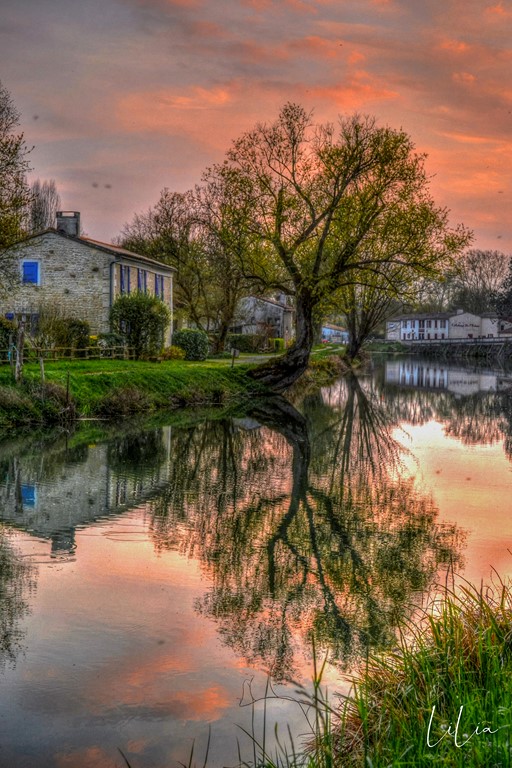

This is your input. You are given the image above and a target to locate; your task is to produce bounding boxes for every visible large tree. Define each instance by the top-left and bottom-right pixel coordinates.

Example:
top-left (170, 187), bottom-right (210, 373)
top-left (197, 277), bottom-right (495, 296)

top-left (206, 104), bottom-right (471, 389)
top-left (0, 81), bottom-right (32, 293)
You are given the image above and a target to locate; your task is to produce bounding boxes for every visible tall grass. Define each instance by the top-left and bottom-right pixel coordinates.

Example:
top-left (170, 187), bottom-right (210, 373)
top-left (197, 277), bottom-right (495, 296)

top-left (334, 577), bottom-right (512, 767)
top-left (236, 579), bottom-right (512, 767)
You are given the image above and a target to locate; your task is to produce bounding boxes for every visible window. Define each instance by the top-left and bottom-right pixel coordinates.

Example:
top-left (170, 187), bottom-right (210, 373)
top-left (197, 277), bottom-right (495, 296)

top-left (120, 265), bottom-right (130, 294)
top-left (426, 320), bottom-right (432, 328)
top-left (440, 319), bottom-right (446, 328)
top-left (21, 484), bottom-right (37, 508)
top-left (22, 261), bottom-right (40, 285)
top-left (137, 269), bottom-right (148, 293)
top-left (155, 274), bottom-right (164, 299)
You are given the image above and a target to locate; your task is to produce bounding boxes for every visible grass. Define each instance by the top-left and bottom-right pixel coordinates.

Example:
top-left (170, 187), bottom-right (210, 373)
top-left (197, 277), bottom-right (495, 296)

top-left (327, 577), bottom-right (512, 767)
top-left (220, 578), bottom-right (512, 768)
top-left (0, 356), bottom-right (269, 429)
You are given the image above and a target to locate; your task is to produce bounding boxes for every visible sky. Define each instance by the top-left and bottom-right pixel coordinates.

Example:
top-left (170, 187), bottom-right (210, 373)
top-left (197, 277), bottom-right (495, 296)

top-left (1, 0), bottom-right (511, 250)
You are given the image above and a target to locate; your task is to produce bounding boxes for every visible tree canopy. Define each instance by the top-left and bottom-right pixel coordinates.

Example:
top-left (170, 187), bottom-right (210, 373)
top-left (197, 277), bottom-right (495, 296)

top-left (0, 81), bottom-right (32, 294)
top-left (204, 103), bottom-right (471, 388)
top-left (119, 187), bottom-right (252, 352)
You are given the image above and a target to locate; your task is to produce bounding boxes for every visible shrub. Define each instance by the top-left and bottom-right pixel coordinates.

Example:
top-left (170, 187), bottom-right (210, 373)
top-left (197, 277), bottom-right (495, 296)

top-left (30, 304), bottom-right (90, 355)
top-left (66, 319), bottom-right (90, 352)
top-left (110, 292), bottom-right (170, 360)
top-left (160, 345), bottom-right (186, 360)
top-left (172, 329), bottom-right (209, 361)
top-left (226, 333), bottom-right (267, 353)
top-left (0, 317), bottom-right (15, 361)
top-left (271, 337), bottom-right (285, 352)
top-left (95, 386), bottom-right (152, 417)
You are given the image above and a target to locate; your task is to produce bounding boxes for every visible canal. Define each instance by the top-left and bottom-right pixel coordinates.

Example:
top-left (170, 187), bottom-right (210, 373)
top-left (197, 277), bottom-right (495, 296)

top-left (1, 357), bottom-right (512, 766)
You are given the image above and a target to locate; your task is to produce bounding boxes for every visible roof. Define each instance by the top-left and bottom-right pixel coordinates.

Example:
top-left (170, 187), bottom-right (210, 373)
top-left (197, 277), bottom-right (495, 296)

top-left (388, 309), bottom-right (485, 322)
top-left (387, 312), bottom-right (452, 322)
top-left (13, 228), bottom-right (176, 272)
top-left (244, 295), bottom-right (294, 310)
top-left (322, 322), bottom-right (347, 332)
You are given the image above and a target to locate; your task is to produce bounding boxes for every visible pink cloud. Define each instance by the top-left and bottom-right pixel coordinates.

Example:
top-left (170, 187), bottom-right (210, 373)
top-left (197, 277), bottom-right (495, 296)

top-left (308, 74), bottom-right (398, 109)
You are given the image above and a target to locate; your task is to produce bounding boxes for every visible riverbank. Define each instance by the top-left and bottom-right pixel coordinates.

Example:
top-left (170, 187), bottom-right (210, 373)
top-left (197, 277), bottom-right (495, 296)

top-left (0, 349), bottom-right (352, 432)
top-left (0, 357), bottom-right (268, 430)
top-left (254, 579), bottom-right (512, 768)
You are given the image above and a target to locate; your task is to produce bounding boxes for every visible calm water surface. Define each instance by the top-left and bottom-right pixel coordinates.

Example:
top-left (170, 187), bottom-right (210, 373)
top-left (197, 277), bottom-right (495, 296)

top-left (1, 357), bottom-right (512, 767)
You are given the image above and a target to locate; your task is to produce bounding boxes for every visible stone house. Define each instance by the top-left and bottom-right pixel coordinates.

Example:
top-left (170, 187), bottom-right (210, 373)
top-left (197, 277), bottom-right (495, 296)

top-left (231, 295), bottom-right (295, 343)
top-left (1, 211), bottom-right (175, 343)
top-left (386, 309), bottom-right (500, 342)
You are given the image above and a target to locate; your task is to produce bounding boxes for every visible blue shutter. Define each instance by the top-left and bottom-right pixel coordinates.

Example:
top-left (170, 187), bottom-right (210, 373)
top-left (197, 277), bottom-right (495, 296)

top-left (22, 262), bottom-right (39, 284)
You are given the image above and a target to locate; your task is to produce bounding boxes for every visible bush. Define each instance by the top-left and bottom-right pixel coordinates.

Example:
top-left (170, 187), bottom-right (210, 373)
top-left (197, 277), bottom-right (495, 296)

top-left (160, 345), bottom-right (186, 360)
top-left (66, 319), bottom-right (90, 353)
top-left (172, 329), bottom-right (209, 361)
top-left (97, 332), bottom-right (126, 347)
top-left (30, 304), bottom-right (90, 356)
top-left (0, 317), bottom-right (15, 361)
top-left (226, 333), bottom-right (267, 353)
top-left (95, 386), bottom-right (152, 417)
top-left (110, 292), bottom-right (170, 360)
top-left (271, 337), bottom-right (285, 352)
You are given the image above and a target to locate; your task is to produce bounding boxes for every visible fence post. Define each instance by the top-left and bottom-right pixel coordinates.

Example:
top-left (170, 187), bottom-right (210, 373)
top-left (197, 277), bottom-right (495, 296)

top-left (15, 320), bottom-right (25, 383)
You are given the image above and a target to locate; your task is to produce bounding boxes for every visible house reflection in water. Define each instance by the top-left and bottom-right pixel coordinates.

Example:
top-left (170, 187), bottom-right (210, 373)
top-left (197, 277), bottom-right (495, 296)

top-left (385, 359), bottom-right (512, 396)
top-left (0, 428), bottom-right (173, 559)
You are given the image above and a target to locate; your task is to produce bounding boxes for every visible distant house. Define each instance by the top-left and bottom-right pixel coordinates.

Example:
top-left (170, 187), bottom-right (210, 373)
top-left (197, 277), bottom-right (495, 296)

top-left (321, 323), bottom-right (349, 343)
top-left (232, 295), bottom-right (295, 342)
top-left (386, 309), bottom-right (500, 342)
top-left (1, 211), bottom-right (175, 343)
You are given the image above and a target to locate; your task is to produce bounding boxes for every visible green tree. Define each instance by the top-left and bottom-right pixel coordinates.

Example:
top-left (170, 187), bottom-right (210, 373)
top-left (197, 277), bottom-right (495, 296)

top-left (119, 188), bottom-right (251, 352)
top-left (0, 80), bottom-right (32, 293)
top-left (206, 104), bottom-right (471, 389)
top-left (110, 292), bottom-right (170, 359)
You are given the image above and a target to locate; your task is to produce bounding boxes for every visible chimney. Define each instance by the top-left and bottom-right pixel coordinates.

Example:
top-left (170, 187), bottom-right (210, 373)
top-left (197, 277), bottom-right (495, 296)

top-left (56, 211), bottom-right (81, 237)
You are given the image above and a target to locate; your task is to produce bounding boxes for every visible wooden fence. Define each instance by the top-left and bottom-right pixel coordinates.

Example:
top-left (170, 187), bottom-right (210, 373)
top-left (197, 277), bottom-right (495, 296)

top-left (0, 345), bottom-right (135, 364)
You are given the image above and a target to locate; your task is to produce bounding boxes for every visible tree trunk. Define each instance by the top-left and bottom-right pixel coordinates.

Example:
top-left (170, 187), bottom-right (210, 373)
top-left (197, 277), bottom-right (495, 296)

top-left (213, 321), bottom-right (230, 355)
top-left (247, 286), bottom-right (315, 391)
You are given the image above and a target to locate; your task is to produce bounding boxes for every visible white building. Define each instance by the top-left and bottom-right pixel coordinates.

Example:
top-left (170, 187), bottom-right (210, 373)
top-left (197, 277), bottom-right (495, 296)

top-left (386, 309), bottom-right (500, 342)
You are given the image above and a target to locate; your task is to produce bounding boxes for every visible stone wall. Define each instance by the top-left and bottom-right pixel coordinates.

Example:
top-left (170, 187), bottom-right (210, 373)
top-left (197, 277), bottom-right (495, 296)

top-left (2, 232), bottom-right (111, 333)
top-left (1, 233), bottom-right (174, 342)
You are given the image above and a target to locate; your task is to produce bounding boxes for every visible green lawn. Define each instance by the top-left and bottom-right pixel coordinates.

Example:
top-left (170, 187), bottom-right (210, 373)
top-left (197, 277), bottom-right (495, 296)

top-left (0, 356), bottom-right (270, 428)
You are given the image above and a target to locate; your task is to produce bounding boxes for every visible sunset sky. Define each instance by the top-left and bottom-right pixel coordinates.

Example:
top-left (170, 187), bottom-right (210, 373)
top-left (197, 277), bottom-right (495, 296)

top-left (2, 0), bottom-right (511, 250)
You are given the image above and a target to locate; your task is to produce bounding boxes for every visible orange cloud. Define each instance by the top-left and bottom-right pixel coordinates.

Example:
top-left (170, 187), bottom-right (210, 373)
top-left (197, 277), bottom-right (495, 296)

top-left (289, 35), bottom-right (343, 60)
top-left (55, 746), bottom-right (119, 768)
top-left (439, 38), bottom-right (471, 53)
top-left (348, 50), bottom-right (366, 65)
top-left (308, 75), bottom-right (398, 109)
top-left (486, 2), bottom-right (512, 17)
top-left (452, 71), bottom-right (477, 85)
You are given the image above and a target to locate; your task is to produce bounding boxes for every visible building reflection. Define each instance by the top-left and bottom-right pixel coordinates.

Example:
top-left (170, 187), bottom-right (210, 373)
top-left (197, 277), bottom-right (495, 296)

top-left (0, 427), bottom-right (173, 559)
top-left (385, 359), bottom-right (512, 396)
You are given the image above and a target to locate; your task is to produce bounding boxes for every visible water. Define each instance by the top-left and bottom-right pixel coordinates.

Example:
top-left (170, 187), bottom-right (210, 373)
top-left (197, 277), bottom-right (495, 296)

top-left (1, 357), bottom-right (512, 767)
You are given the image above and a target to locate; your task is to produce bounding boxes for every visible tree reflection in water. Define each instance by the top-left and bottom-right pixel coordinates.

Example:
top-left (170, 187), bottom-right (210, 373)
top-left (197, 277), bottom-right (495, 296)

top-left (149, 372), bottom-right (463, 680)
top-left (0, 529), bottom-right (36, 666)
